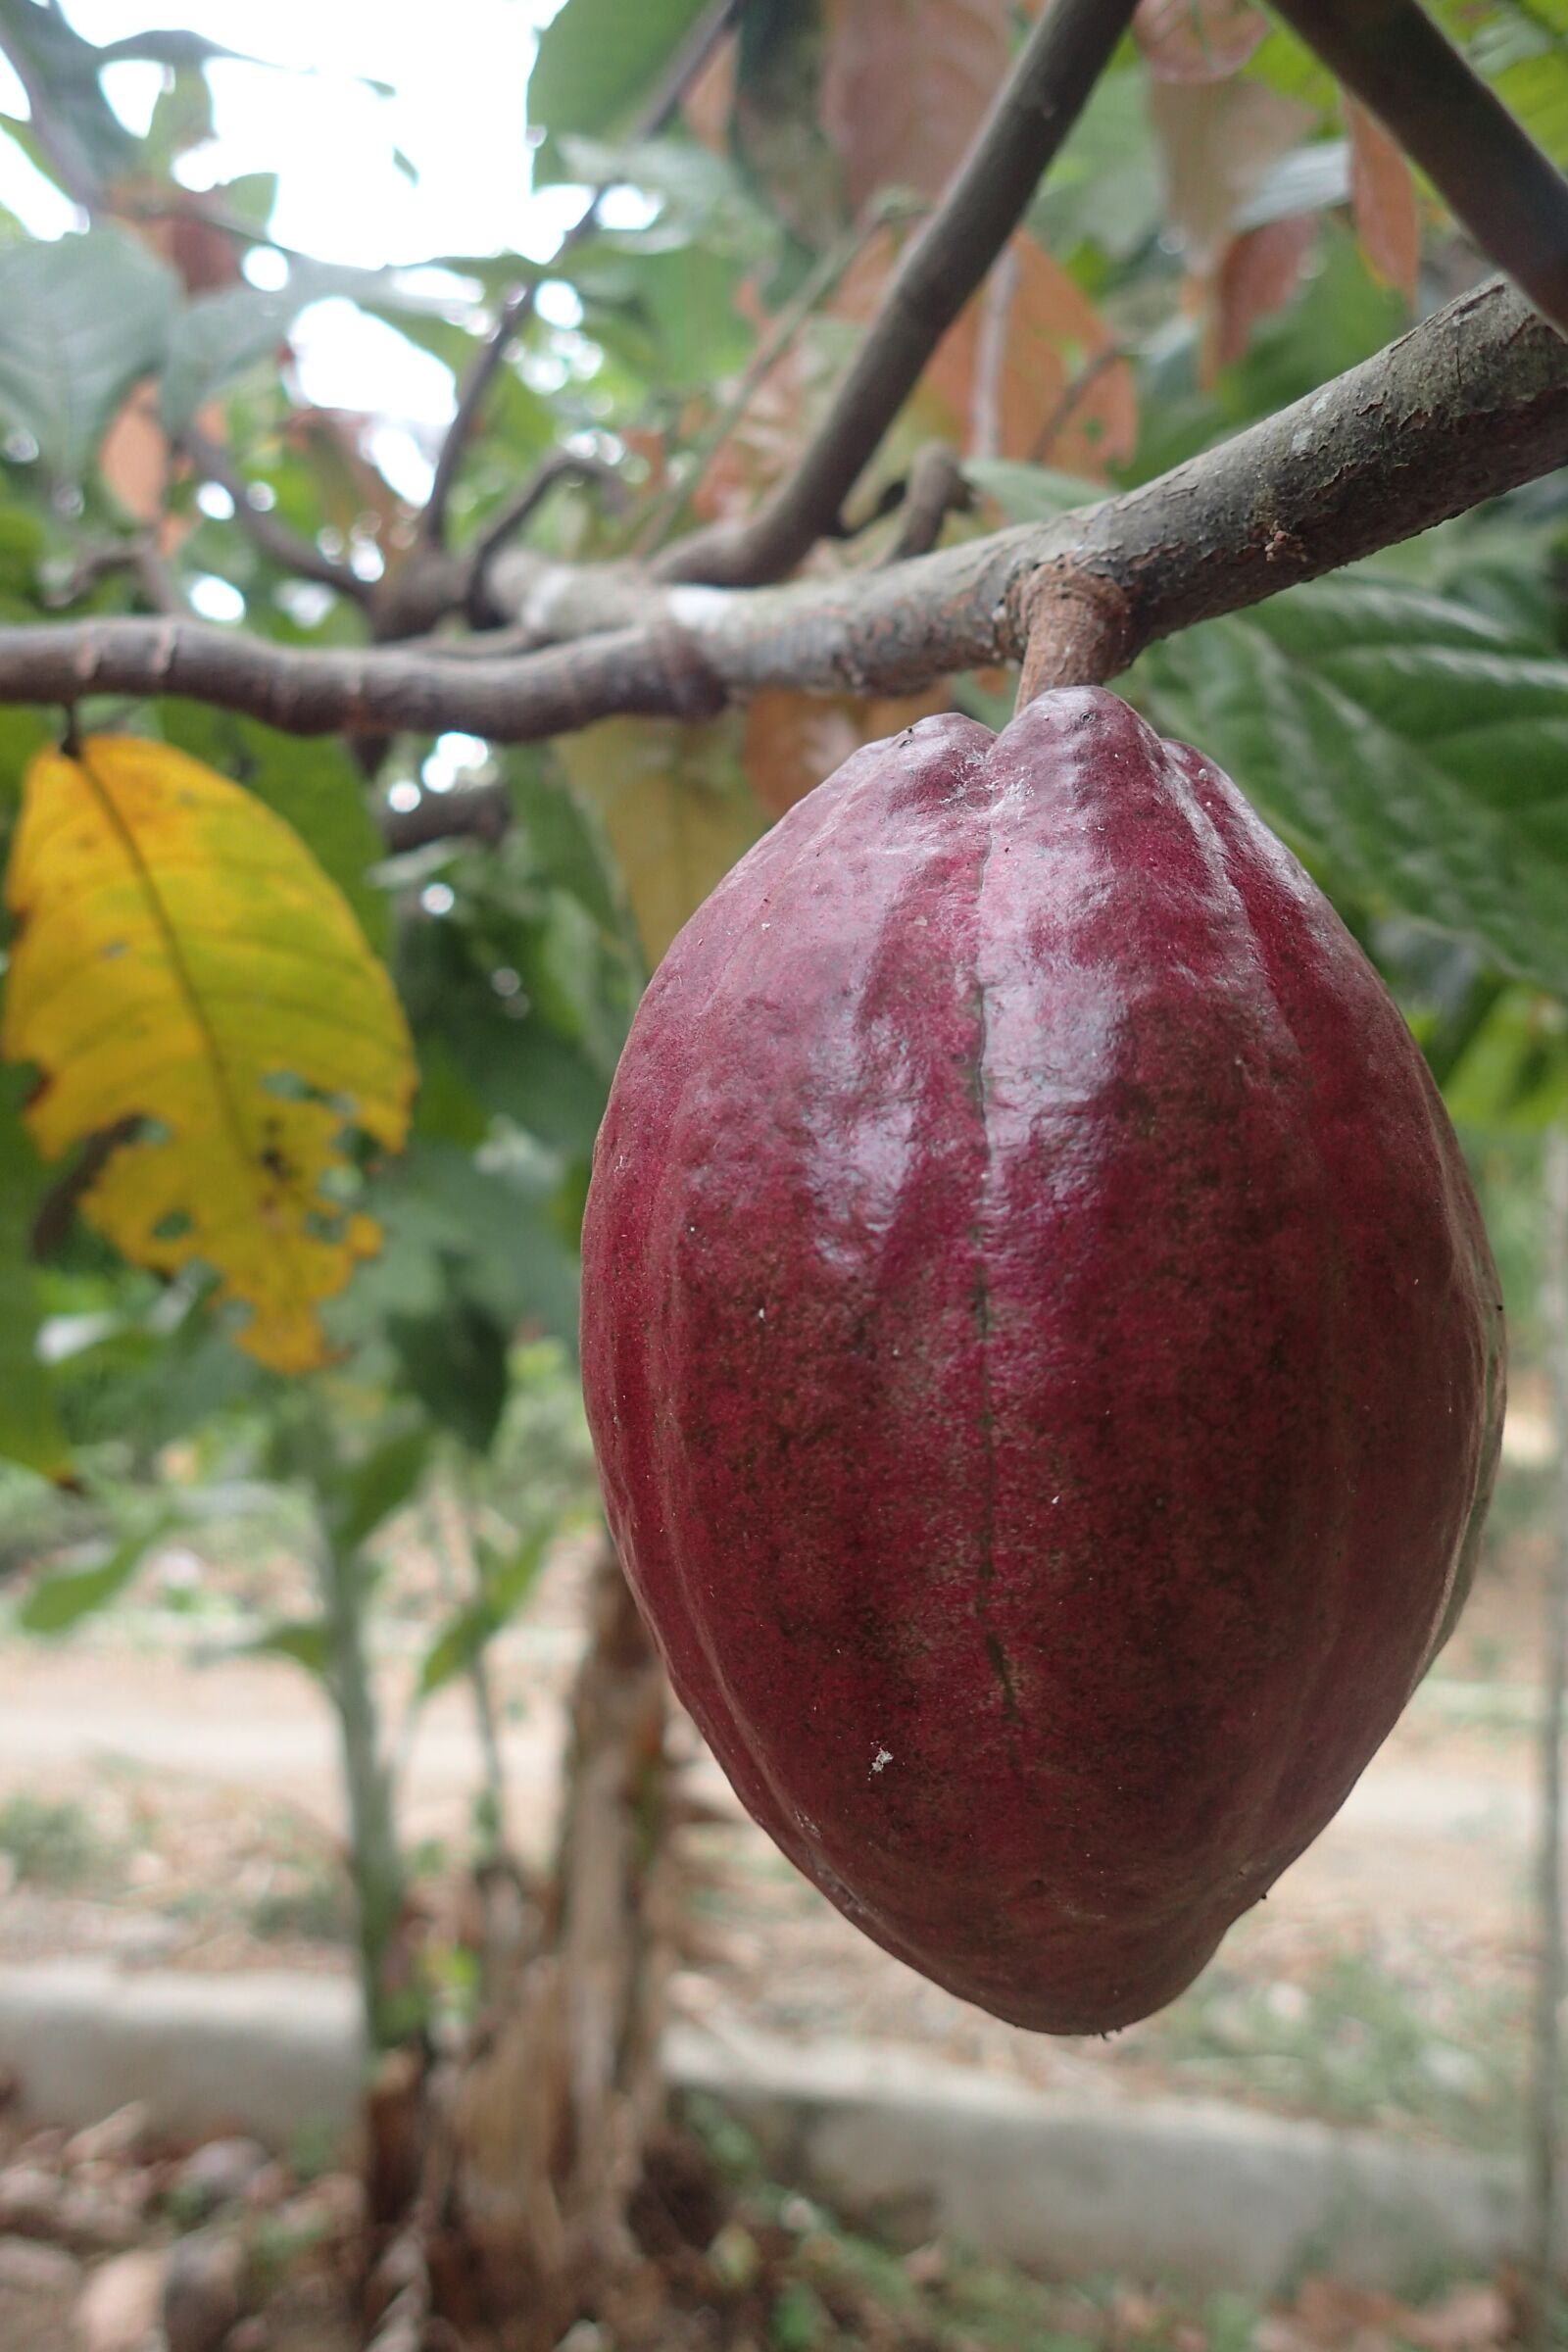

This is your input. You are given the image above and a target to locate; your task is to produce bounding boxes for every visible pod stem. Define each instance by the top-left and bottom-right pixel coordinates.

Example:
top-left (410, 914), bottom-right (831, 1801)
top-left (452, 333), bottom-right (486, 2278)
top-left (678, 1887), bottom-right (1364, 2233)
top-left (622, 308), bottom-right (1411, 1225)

top-left (1014, 564), bottom-right (1134, 710)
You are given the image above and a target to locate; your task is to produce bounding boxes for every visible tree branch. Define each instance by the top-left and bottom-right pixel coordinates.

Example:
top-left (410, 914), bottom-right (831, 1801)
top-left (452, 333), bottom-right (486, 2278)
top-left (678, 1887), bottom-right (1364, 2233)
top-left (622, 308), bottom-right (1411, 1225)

top-left (467, 451), bottom-right (628, 619)
top-left (418, 276), bottom-right (550, 555)
top-left (632, 191), bottom-right (924, 558)
top-left (181, 423), bottom-right (372, 606)
top-left (1275, 0), bottom-right (1568, 334)
top-left (0, 279), bottom-right (1560, 742)
top-left (654, 0), bottom-right (1142, 589)
top-left (418, 0), bottom-right (738, 555)
top-left (882, 444), bottom-right (972, 564)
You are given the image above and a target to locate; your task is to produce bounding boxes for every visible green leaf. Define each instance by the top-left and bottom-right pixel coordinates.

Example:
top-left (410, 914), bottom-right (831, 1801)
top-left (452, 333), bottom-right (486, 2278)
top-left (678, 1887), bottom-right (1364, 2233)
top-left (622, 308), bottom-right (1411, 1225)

top-left (528, 0), bottom-right (712, 144)
top-left (388, 1298), bottom-right (511, 1453)
top-left (0, 230), bottom-right (179, 480)
top-left (143, 65), bottom-right (215, 174)
top-left (560, 135), bottom-right (772, 260)
top-left (0, 1070), bottom-right (67, 1479)
top-left (1441, 988), bottom-right (1568, 1128)
top-left (233, 1616), bottom-right (331, 1677)
top-left (0, 514), bottom-right (50, 629)
top-left (0, 0), bottom-right (141, 188)
top-left (572, 238), bottom-right (750, 387)
top-left (416, 1524), bottom-right (549, 1697)
top-left (1135, 576), bottom-right (1568, 999)
top-left (159, 286), bottom-right (301, 437)
top-left (504, 754), bottom-right (624, 935)
top-left (416, 1606), bottom-right (487, 1698)
top-left (214, 172), bottom-right (279, 234)
top-left (19, 1525), bottom-right (166, 1636)
top-left (964, 460), bottom-right (1104, 524)
top-left (347, 1140), bottom-right (583, 1352)
top-left (329, 1423), bottom-right (432, 1555)
top-left (1029, 60), bottom-right (1161, 264)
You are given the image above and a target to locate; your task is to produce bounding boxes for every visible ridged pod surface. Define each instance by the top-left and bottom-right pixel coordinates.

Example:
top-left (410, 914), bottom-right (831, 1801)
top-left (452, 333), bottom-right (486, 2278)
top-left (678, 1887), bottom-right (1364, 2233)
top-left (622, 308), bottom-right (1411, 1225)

top-left (581, 688), bottom-right (1504, 2034)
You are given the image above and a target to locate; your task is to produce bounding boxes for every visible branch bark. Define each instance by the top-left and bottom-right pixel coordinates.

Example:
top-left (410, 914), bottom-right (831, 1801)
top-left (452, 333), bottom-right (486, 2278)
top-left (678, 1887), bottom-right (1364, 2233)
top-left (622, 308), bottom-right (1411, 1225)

top-left (1274, 0), bottom-right (1568, 335)
top-left (655, 0), bottom-right (1142, 588)
top-left (0, 278), bottom-right (1562, 741)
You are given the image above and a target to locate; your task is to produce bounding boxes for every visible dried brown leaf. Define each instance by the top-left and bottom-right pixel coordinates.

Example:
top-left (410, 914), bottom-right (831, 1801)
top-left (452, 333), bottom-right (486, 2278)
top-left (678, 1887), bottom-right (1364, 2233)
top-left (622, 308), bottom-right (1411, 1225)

top-left (924, 231), bottom-right (1137, 474)
top-left (1346, 96), bottom-right (1420, 304)
top-left (1135, 0), bottom-right (1268, 83)
top-left (98, 384), bottom-right (170, 529)
top-left (1209, 213), bottom-right (1317, 373)
top-left (821, 0), bottom-right (1009, 207)
top-left (744, 686), bottom-right (952, 816)
top-left (683, 27), bottom-right (737, 151)
top-left (1150, 75), bottom-right (1314, 270)
top-left (73, 2247), bottom-right (166, 2352)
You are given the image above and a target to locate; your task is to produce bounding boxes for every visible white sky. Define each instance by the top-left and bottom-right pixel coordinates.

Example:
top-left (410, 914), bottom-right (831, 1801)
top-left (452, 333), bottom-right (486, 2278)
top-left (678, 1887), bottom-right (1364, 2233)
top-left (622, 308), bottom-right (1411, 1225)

top-left (0, 2), bottom-right (603, 486)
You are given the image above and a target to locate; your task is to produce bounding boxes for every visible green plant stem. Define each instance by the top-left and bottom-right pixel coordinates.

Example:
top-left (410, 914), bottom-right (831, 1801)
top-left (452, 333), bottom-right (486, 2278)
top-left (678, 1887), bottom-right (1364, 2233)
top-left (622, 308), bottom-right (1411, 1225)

top-left (426, 1485), bottom-right (510, 1858)
top-left (317, 1533), bottom-right (406, 2048)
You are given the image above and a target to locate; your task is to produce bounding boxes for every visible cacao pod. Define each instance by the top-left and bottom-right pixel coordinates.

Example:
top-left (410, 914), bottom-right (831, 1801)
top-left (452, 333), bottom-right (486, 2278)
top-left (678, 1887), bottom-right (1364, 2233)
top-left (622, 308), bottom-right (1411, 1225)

top-left (581, 688), bottom-right (1504, 2034)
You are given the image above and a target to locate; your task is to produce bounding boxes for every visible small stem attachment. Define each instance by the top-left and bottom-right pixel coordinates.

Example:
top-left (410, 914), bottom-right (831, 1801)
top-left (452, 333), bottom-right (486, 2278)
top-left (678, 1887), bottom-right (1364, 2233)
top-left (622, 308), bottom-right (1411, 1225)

top-left (1014, 563), bottom-right (1135, 708)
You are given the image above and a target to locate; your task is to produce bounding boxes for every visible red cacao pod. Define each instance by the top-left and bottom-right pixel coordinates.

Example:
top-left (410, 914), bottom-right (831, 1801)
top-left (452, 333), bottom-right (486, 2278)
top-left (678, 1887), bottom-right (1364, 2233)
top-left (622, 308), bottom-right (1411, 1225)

top-left (581, 688), bottom-right (1504, 2034)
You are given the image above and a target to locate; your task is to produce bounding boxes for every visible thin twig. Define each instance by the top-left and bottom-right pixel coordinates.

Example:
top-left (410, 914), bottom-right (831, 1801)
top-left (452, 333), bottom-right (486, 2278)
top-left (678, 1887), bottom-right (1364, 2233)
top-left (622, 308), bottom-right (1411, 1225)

top-left (46, 537), bottom-right (158, 608)
top-left (180, 422), bottom-right (372, 604)
top-left (467, 450), bottom-right (628, 619)
top-left (418, 275), bottom-right (550, 555)
top-left (1533, 1126), bottom-right (1568, 2351)
top-left (1029, 343), bottom-right (1126, 465)
top-left (0, 277), bottom-right (1560, 740)
top-left (632, 192), bottom-right (925, 557)
top-left (656, 0), bottom-right (1143, 587)
top-left (419, 0), bottom-right (739, 555)
top-left (882, 443), bottom-right (972, 564)
top-left (1274, 0), bottom-right (1568, 333)
top-left (971, 244), bottom-right (1021, 464)
top-left (132, 542), bottom-right (188, 618)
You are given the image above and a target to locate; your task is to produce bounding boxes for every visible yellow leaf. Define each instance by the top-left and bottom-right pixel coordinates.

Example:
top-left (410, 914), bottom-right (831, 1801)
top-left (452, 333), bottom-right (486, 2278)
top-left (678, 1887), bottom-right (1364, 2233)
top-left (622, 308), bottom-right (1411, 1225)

top-left (557, 716), bottom-right (765, 966)
top-left (2, 736), bottom-right (415, 1374)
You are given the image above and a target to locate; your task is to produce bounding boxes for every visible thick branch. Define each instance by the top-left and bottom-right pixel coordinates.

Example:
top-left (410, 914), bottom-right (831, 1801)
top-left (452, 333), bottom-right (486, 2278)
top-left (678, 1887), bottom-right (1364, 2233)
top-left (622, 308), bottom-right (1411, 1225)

top-left (656, 0), bottom-right (1141, 588)
top-left (1275, 0), bottom-right (1568, 334)
top-left (0, 279), bottom-right (1561, 740)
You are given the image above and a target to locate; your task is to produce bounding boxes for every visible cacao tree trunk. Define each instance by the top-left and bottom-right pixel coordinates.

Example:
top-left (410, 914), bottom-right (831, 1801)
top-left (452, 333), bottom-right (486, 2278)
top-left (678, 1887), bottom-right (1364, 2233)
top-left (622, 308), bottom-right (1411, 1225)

top-left (375, 1536), bottom-right (678, 2352)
